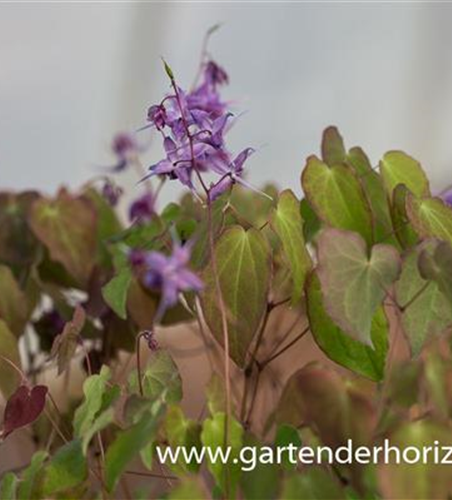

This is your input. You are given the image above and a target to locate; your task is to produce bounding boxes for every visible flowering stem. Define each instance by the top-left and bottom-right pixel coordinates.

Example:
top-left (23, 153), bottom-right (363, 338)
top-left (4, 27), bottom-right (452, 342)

top-left (207, 197), bottom-right (232, 498)
top-left (136, 332), bottom-right (145, 397)
top-left (168, 73), bottom-right (209, 196)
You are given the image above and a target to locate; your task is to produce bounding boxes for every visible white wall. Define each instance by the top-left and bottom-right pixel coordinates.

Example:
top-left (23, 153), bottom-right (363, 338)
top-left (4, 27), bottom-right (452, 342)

top-left (2, 2), bottom-right (452, 203)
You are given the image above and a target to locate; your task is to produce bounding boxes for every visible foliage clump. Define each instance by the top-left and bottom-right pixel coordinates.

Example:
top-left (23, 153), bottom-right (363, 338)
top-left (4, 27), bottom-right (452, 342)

top-left (1, 31), bottom-right (452, 500)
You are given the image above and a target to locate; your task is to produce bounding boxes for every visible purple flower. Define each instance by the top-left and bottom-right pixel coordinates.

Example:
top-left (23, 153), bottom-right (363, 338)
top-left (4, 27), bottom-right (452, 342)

top-left (109, 132), bottom-right (139, 172)
top-left (147, 104), bottom-right (167, 130)
top-left (129, 242), bottom-right (203, 322)
top-left (441, 186), bottom-right (452, 207)
top-left (101, 180), bottom-right (123, 206)
top-left (204, 60), bottom-right (229, 87)
top-left (129, 192), bottom-right (155, 223)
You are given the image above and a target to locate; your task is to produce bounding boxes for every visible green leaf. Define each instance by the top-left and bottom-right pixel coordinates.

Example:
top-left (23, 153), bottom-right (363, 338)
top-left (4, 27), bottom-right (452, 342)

top-left (206, 372), bottom-right (227, 415)
top-left (82, 408), bottom-right (114, 454)
top-left (0, 265), bottom-right (28, 337)
top-left (380, 150), bottom-right (430, 198)
top-left (17, 451), bottom-right (47, 500)
top-left (201, 226), bottom-right (271, 366)
top-left (29, 189), bottom-right (97, 287)
top-left (406, 194), bottom-right (452, 244)
top-left (316, 228), bottom-right (400, 345)
top-left (347, 147), bottom-right (399, 247)
top-left (0, 472), bottom-right (17, 500)
top-left (168, 478), bottom-right (206, 500)
top-left (270, 190), bottom-right (312, 304)
top-left (378, 420), bottom-right (452, 500)
top-left (240, 433), bottom-right (281, 500)
top-left (306, 273), bottom-right (388, 381)
top-left (105, 408), bottom-right (163, 493)
top-left (321, 126), bottom-right (346, 166)
top-left (165, 405), bottom-right (202, 473)
top-left (301, 156), bottom-right (373, 245)
top-left (395, 241), bottom-right (452, 356)
top-left (129, 350), bottom-right (182, 403)
top-left (281, 468), bottom-right (345, 500)
top-left (299, 198), bottom-right (321, 242)
top-left (419, 240), bottom-right (452, 305)
top-left (0, 319), bottom-right (22, 397)
top-left (102, 268), bottom-right (132, 319)
top-left (201, 412), bottom-right (243, 498)
top-left (390, 184), bottom-right (419, 248)
top-left (274, 424), bottom-right (302, 470)
top-left (42, 439), bottom-right (87, 496)
top-left (73, 365), bottom-right (111, 438)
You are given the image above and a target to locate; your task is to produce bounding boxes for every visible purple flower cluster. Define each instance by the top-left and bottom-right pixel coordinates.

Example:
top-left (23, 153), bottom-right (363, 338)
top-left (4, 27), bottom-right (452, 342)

top-left (130, 242), bottom-right (203, 321)
top-left (145, 60), bottom-right (255, 200)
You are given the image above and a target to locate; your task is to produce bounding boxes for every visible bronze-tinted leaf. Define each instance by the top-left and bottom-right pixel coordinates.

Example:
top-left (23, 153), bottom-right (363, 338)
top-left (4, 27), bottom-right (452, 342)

top-left (0, 191), bottom-right (41, 267)
top-left (51, 305), bottom-right (86, 375)
top-left (29, 189), bottom-right (97, 288)
top-left (276, 362), bottom-right (375, 448)
top-left (201, 226), bottom-right (271, 366)
top-left (0, 265), bottom-right (28, 336)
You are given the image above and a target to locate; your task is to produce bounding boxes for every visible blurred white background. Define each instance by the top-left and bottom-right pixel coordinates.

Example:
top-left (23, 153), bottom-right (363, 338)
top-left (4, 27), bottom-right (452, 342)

top-left (2, 2), bottom-right (452, 203)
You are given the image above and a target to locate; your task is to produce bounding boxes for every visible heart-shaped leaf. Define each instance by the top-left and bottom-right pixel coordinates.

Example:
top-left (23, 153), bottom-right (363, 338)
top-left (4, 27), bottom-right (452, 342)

top-left (270, 190), bottom-right (312, 304)
top-left (395, 241), bottom-right (452, 356)
top-left (301, 156), bottom-right (373, 245)
top-left (419, 240), bottom-right (452, 305)
top-left (316, 228), bottom-right (400, 344)
top-left (51, 305), bottom-right (86, 375)
top-left (201, 226), bottom-right (271, 366)
top-left (380, 150), bottom-right (430, 197)
top-left (1, 384), bottom-right (48, 438)
top-left (128, 351), bottom-right (182, 404)
top-left (306, 273), bottom-right (388, 381)
top-left (276, 362), bottom-right (375, 448)
top-left (29, 188), bottom-right (97, 288)
top-left (406, 194), bottom-right (452, 244)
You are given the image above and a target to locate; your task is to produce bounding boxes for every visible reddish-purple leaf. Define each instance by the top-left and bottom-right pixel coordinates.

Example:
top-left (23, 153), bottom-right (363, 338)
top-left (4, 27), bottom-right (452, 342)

top-left (1, 384), bottom-right (48, 438)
